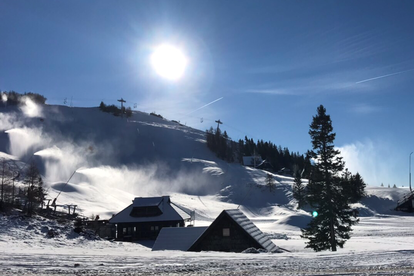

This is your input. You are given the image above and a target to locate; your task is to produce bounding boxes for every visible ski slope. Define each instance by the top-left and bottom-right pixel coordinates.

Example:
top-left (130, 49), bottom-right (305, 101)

top-left (2, 102), bottom-right (414, 275)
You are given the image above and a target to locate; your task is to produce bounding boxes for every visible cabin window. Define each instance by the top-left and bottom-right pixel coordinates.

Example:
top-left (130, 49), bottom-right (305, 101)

top-left (151, 226), bottom-right (159, 231)
top-left (223, 228), bottom-right (230, 237)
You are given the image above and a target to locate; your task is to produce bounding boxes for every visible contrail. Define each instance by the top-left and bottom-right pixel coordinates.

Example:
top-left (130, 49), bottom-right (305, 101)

top-left (187, 97), bottom-right (223, 115)
top-left (356, 69), bottom-right (413, 84)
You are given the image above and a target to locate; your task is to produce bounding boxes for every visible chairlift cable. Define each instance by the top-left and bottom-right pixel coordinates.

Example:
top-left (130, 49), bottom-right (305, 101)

top-left (54, 170), bottom-right (77, 202)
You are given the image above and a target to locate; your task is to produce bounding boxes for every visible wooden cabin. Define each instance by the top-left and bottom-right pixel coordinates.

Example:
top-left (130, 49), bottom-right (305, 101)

top-left (396, 191), bottom-right (414, 212)
top-left (109, 196), bottom-right (191, 241)
top-left (153, 209), bottom-right (279, 253)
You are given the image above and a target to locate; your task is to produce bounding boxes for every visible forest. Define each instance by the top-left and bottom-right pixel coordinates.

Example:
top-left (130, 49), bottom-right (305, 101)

top-left (205, 126), bottom-right (312, 177)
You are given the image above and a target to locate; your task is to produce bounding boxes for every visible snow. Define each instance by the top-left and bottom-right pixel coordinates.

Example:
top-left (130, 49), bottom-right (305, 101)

top-left (1, 104), bottom-right (414, 274)
top-left (2, 214), bottom-right (414, 275)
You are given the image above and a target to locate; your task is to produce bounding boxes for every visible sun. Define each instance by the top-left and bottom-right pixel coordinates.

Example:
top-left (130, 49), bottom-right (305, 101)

top-left (150, 44), bottom-right (188, 81)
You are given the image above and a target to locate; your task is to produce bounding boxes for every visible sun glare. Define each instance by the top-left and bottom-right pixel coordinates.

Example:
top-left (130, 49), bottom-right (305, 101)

top-left (150, 44), bottom-right (188, 81)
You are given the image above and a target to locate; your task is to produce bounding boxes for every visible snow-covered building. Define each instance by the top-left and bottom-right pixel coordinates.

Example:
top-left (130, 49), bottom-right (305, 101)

top-left (109, 196), bottom-right (191, 241)
top-left (153, 209), bottom-right (279, 253)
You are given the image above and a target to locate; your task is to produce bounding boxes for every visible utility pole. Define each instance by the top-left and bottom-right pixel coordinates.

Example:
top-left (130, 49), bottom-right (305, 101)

top-left (118, 98), bottom-right (126, 117)
top-left (215, 119), bottom-right (222, 132)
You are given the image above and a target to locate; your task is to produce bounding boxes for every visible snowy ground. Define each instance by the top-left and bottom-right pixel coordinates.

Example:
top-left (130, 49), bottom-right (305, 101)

top-left (2, 210), bottom-right (414, 275)
top-left (2, 249), bottom-right (414, 275)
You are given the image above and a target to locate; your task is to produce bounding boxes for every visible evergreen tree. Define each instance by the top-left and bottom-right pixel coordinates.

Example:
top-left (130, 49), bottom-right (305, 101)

top-left (349, 172), bottom-right (366, 203)
top-left (340, 168), bottom-right (352, 202)
top-left (292, 169), bottom-right (306, 208)
top-left (99, 101), bottom-right (106, 111)
top-left (341, 170), bottom-right (366, 203)
top-left (206, 127), bottom-right (215, 151)
top-left (0, 158), bottom-right (12, 210)
top-left (265, 173), bottom-right (275, 192)
top-left (23, 162), bottom-right (45, 216)
top-left (301, 105), bottom-right (358, 252)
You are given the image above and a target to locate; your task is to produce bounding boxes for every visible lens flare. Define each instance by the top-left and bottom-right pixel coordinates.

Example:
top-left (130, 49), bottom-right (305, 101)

top-left (150, 44), bottom-right (188, 81)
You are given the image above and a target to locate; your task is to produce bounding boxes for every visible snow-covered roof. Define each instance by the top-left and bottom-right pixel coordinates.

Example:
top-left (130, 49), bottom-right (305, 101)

top-left (224, 209), bottom-right (278, 252)
top-left (132, 197), bottom-right (162, 207)
top-left (170, 203), bottom-right (192, 221)
top-left (152, 227), bottom-right (208, 251)
top-left (109, 196), bottom-right (191, 224)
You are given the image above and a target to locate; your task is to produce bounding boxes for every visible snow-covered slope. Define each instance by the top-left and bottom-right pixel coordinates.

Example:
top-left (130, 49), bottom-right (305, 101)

top-left (0, 102), bottom-right (411, 221)
top-left (0, 103), bottom-right (295, 218)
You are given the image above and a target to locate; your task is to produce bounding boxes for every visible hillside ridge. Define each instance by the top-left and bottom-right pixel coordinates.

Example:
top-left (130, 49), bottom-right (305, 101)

top-left (0, 103), bottom-right (408, 219)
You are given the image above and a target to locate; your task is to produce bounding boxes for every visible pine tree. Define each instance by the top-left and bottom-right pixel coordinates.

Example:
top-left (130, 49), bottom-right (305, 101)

top-left (99, 101), bottom-right (106, 111)
top-left (341, 168), bottom-right (352, 202)
top-left (1, 159), bottom-right (7, 206)
top-left (265, 173), bottom-right (275, 192)
top-left (292, 169), bottom-right (306, 208)
top-left (23, 162), bottom-right (45, 216)
top-left (349, 172), bottom-right (366, 203)
top-left (301, 105), bottom-right (358, 252)
top-left (0, 158), bottom-right (12, 210)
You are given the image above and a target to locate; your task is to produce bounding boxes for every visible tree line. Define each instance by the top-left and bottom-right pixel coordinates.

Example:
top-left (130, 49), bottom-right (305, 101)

top-left (206, 127), bottom-right (312, 177)
top-left (0, 159), bottom-right (46, 216)
top-left (0, 90), bottom-right (47, 107)
top-left (99, 101), bottom-right (132, 117)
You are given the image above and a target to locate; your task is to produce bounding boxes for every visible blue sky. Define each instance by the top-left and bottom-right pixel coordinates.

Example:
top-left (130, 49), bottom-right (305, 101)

top-left (1, 0), bottom-right (414, 187)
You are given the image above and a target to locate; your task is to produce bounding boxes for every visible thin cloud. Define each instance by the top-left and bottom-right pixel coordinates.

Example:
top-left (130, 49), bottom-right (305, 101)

top-left (350, 103), bottom-right (382, 114)
top-left (241, 69), bottom-right (371, 96)
top-left (243, 89), bottom-right (292, 95)
top-left (355, 69), bottom-right (414, 84)
top-left (186, 97), bottom-right (224, 116)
